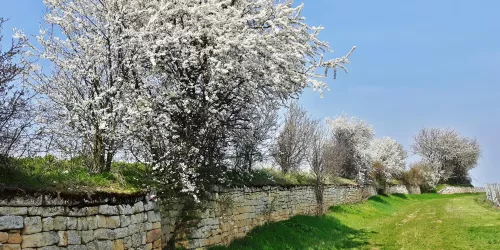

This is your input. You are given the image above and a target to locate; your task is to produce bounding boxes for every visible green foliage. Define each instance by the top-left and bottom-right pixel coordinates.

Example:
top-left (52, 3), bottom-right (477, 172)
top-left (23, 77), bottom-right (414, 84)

top-left (212, 193), bottom-right (499, 250)
top-left (0, 155), bottom-right (149, 193)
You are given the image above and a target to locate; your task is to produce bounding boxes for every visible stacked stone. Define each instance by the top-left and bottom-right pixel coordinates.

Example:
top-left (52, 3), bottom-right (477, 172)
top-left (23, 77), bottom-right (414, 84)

top-left (438, 186), bottom-right (485, 195)
top-left (0, 200), bottom-right (161, 250)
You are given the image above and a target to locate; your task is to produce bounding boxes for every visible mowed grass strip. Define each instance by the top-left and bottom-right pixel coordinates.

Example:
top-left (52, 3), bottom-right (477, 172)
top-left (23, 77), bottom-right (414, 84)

top-left (211, 193), bottom-right (500, 250)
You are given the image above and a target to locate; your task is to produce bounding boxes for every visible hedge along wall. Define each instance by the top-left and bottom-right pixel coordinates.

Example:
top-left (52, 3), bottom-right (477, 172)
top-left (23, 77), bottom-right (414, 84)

top-left (0, 189), bottom-right (161, 250)
top-left (159, 185), bottom-right (379, 249)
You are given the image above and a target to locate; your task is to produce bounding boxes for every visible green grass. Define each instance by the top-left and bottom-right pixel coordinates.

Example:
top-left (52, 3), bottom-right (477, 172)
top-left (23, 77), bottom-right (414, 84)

top-left (0, 155), bottom-right (149, 193)
top-left (211, 193), bottom-right (500, 250)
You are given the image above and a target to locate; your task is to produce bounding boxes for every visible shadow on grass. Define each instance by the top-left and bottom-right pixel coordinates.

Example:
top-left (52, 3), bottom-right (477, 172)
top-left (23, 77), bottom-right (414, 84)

top-left (368, 196), bottom-right (391, 205)
top-left (392, 193), bottom-right (409, 199)
top-left (209, 215), bottom-right (375, 250)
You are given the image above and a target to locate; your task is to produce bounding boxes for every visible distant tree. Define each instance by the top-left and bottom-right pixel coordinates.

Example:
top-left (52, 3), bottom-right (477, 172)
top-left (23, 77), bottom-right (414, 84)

top-left (412, 128), bottom-right (481, 185)
top-left (307, 121), bottom-right (335, 214)
top-left (272, 103), bottom-right (316, 174)
top-left (326, 114), bottom-right (374, 183)
top-left (231, 104), bottom-right (279, 171)
top-left (0, 17), bottom-right (32, 157)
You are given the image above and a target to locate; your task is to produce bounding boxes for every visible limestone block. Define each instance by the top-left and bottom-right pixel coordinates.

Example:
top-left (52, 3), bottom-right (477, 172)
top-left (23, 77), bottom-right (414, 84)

top-left (87, 240), bottom-right (112, 250)
top-left (21, 231), bottom-right (59, 248)
top-left (1, 244), bottom-right (21, 250)
top-left (144, 201), bottom-right (156, 211)
top-left (114, 227), bottom-right (128, 239)
top-left (85, 207), bottom-right (99, 216)
top-left (28, 207), bottom-right (65, 217)
top-left (0, 231), bottom-right (8, 243)
top-left (23, 216), bottom-right (42, 235)
top-left (68, 230), bottom-right (82, 245)
top-left (94, 228), bottom-right (116, 240)
top-left (147, 211), bottom-right (161, 223)
top-left (8, 233), bottom-right (22, 244)
top-left (118, 205), bottom-right (133, 215)
top-left (42, 217), bottom-right (54, 231)
top-left (87, 216), bottom-right (98, 230)
top-left (106, 216), bottom-right (120, 228)
top-left (58, 231), bottom-right (68, 246)
top-left (132, 202), bottom-right (144, 213)
top-left (152, 222), bottom-right (161, 230)
top-left (0, 216), bottom-right (23, 230)
top-left (67, 245), bottom-right (88, 250)
top-left (130, 213), bottom-right (144, 224)
top-left (53, 216), bottom-right (68, 231)
top-left (146, 229), bottom-right (160, 243)
top-left (0, 207), bottom-right (27, 216)
top-left (122, 236), bottom-right (132, 249)
top-left (67, 207), bottom-right (87, 217)
top-left (152, 239), bottom-right (161, 249)
top-left (39, 245), bottom-right (64, 250)
top-left (99, 205), bottom-right (119, 215)
top-left (112, 239), bottom-right (124, 250)
top-left (81, 230), bottom-right (94, 244)
top-left (131, 233), bottom-right (142, 247)
top-left (119, 215), bottom-right (131, 227)
top-left (67, 217), bottom-right (78, 230)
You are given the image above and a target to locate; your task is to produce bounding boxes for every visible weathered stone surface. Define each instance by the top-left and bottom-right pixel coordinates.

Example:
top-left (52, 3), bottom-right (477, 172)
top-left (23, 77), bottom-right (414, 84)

top-left (99, 205), bottom-right (119, 215)
top-left (132, 202), bottom-right (144, 213)
top-left (144, 243), bottom-right (153, 250)
top-left (21, 231), bottom-right (59, 248)
top-left (67, 207), bottom-right (87, 217)
top-left (85, 207), bottom-right (99, 216)
top-left (67, 217), bottom-right (78, 230)
top-left (122, 236), bottom-right (132, 249)
top-left (81, 230), bottom-right (94, 244)
top-left (42, 217), bottom-right (55, 231)
top-left (53, 216), bottom-right (67, 231)
top-left (144, 201), bottom-right (156, 211)
top-left (146, 229), bottom-right (161, 243)
top-left (68, 230), bottom-right (81, 245)
top-left (114, 227), bottom-right (128, 239)
top-left (119, 215), bottom-right (131, 227)
top-left (130, 213), bottom-right (144, 224)
top-left (77, 217), bottom-right (88, 230)
top-left (8, 233), bottom-right (22, 244)
top-left (112, 239), bottom-right (124, 250)
top-left (131, 233), bottom-right (142, 247)
top-left (87, 216), bottom-right (98, 230)
top-left (0, 207), bottom-right (28, 216)
top-left (58, 231), bottom-right (68, 246)
top-left (106, 216), bottom-right (120, 228)
top-left (39, 245), bottom-right (63, 250)
top-left (89, 240), bottom-right (113, 250)
top-left (0, 231), bottom-right (8, 243)
top-left (0, 216), bottom-right (23, 230)
top-left (153, 239), bottom-right (161, 249)
top-left (1, 244), bottom-right (21, 250)
top-left (147, 211), bottom-right (161, 223)
top-left (118, 205), bottom-right (133, 215)
top-left (67, 245), bottom-right (88, 250)
top-left (0, 196), bottom-right (42, 207)
top-left (94, 228), bottom-right (116, 240)
top-left (23, 216), bottom-right (42, 234)
top-left (28, 207), bottom-right (65, 217)
top-left (152, 222), bottom-right (161, 229)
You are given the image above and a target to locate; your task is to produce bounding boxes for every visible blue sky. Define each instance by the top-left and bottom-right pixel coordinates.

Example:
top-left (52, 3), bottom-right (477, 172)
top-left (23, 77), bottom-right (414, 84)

top-left (1, 1), bottom-right (498, 185)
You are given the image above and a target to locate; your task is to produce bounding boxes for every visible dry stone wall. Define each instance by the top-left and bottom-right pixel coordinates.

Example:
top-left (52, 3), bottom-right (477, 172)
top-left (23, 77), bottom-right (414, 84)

top-left (438, 186), bottom-right (485, 194)
top-left (160, 185), bottom-right (377, 249)
top-left (0, 191), bottom-right (161, 250)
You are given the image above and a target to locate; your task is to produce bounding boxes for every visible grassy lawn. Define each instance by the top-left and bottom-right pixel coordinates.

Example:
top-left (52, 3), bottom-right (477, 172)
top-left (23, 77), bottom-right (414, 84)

top-left (211, 193), bottom-right (500, 250)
